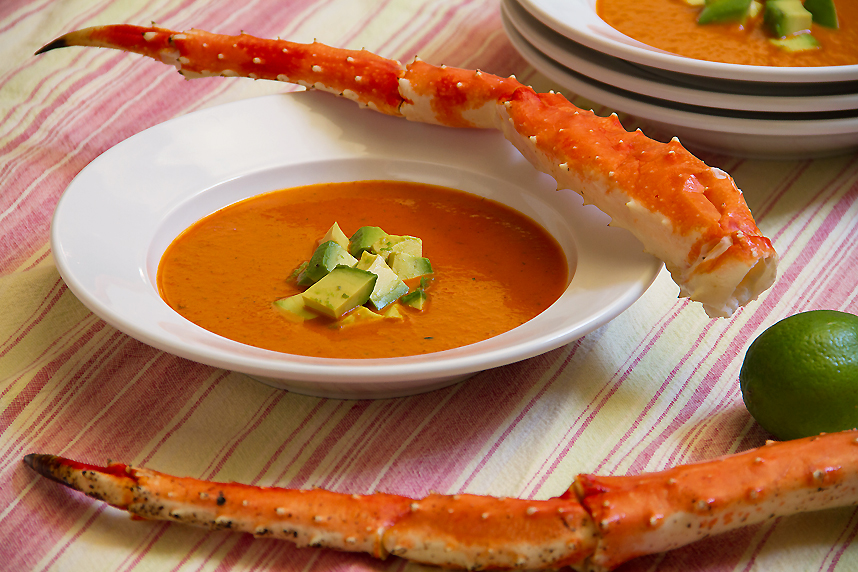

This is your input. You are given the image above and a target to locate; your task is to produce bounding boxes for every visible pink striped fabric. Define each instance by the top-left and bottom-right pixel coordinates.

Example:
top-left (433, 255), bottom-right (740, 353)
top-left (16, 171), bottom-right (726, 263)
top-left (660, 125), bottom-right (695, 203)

top-left (2, 1), bottom-right (858, 571)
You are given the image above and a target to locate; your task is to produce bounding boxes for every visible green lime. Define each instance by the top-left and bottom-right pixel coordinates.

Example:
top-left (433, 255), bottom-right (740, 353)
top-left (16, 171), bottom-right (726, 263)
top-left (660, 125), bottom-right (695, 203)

top-left (740, 310), bottom-right (858, 440)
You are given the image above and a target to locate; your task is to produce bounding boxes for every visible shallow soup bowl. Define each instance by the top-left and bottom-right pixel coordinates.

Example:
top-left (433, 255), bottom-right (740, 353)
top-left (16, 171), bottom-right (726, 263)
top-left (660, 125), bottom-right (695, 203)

top-left (51, 91), bottom-right (662, 399)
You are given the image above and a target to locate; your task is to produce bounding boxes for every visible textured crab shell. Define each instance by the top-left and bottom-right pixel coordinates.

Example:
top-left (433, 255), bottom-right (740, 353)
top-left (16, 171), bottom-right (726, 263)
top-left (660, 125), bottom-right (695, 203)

top-left (382, 493), bottom-right (597, 570)
top-left (24, 454), bottom-right (598, 570)
top-left (495, 88), bottom-right (777, 318)
top-left (38, 25), bottom-right (407, 116)
top-left (575, 430), bottom-right (858, 570)
top-left (399, 59), bottom-right (522, 128)
top-left (24, 454), bottom-right (412, 557)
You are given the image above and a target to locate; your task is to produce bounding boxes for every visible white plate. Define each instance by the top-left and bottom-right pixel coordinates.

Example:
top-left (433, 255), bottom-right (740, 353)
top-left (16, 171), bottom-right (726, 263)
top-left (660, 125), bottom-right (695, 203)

top-left (514, 0), bottom-right (858, 83)
top-left (51, 91), bottom-right (662, 399)
top-left (505, 16), bottom-right (858, 159)
top-left (503, 0), bottom-right (858, 113)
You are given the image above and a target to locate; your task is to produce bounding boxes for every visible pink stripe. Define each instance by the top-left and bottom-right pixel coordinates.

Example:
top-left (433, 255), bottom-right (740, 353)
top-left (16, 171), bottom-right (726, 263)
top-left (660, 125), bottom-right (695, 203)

top-left (200, 390), bottom-right (289, 480)
top-left (247, 399), bottom-right (328, 487)
top-left (287, 401), bottom-right (373, 487)
top-left (26, 504), bottom-right (111, 572)
top-left (114, 523), bottom-right (175, 572)
top-left (753, 161), bottom-right (813, 222)
top-left (0, 276), bottom-right (65, 359)
top-left (0, 0), bottom-right (128, 97)
top-left (822, 506), bottom-right (858, 571)
top-left (0, 315), bottom-right (109, 466)
top-left (319, 399), bottom-right (405, 490)
top-left (522, 299), bottom-right (689, 494)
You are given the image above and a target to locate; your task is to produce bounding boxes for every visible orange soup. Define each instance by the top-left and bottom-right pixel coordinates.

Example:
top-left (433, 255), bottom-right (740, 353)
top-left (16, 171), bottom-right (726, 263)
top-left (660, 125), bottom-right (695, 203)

top-left (157, 181), bottom-right (568, 359)
top-left (597, 0), bottom-right (858, 67)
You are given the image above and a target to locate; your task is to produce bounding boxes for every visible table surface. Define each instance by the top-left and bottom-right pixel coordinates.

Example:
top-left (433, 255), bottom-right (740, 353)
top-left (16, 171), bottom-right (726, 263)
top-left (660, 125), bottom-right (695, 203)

top-left (3, 1), bottom-right (858, 571)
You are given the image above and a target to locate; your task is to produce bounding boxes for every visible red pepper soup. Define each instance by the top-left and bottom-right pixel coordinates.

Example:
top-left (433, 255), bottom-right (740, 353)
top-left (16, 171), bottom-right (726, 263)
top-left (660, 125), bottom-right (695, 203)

top-left (597, 0), bottom-right (858, 67)
top-left (157, 181), bottom-right (569, 359)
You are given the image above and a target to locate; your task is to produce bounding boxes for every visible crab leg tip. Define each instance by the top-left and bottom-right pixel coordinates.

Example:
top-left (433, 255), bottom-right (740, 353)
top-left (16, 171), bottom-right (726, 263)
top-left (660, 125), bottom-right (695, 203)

top-left (34, 39), bottom-right (67, 55)
top-left (22, 453), bottom-right (67, 486)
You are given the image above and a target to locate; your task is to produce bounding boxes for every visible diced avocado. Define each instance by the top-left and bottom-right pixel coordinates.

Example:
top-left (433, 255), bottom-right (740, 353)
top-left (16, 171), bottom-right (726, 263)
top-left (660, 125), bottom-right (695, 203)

top-left (764, 0), bottom-right (813, 37)
top-left (290, 260), bottom-right (317, 287)
top-left (336, 305), bottom-right (383, 328)
top-left (371, 235), bottom-right (422, 261)
top-left (804, 0), bottom-right (838, 28)
top-left (273, 294), bottom-right (319, 323)
top-left (748, 0), bottom-right (763, 19)
top-left (355, 252), bottom-right (410, 310)
top-left (302, 265), bottom-right (377, 319)
top-left (400, 289), bottom-right (427, 311)
top-left (349, 226), bottom-right (388, 258)
top-left (321, 222), bottom-right (350, 250)
top-left (382, 304), bottom-right (404, 320)
top-left (769, 33), bottom-right (821, 51)
top-left (289, 261), bottom-right (308, 281)
top-left (304, 240), bottom-right (358, 284)
top-left (697, 0), bottom-right (752, 24)
top-left (389, 252), bottom-right (434, 281)
top-left (684, 0), bottom-right (706, 6)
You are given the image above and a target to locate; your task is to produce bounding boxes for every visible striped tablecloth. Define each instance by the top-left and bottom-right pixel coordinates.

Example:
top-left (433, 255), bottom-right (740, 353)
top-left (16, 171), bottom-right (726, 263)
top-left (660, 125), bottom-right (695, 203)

top-left (3, 0), bottom-right (858, 570)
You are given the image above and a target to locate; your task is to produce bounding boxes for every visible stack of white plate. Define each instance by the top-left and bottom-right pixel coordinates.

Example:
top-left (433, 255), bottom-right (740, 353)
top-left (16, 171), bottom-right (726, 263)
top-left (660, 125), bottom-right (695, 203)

top-left (502, 0), bottom-right (858, 159)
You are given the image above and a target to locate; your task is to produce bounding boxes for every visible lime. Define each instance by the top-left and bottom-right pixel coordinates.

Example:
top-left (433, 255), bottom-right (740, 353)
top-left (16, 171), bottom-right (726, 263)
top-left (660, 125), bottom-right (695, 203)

top-left (740, 310), bottom-right (858, 440)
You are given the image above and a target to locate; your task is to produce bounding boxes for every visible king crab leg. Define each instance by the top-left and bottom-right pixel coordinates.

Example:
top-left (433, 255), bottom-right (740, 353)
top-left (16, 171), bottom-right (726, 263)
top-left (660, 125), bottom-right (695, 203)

top-left (36, 24), bottom-right (778, 318)
top-left (23, 454), bottom-right (597, 570)
top-left (24, 430), bottom-right (858, 571)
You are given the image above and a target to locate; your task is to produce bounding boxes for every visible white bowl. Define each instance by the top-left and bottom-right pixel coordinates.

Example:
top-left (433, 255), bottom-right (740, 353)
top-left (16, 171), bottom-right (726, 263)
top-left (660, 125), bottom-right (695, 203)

top-left (503, 0), bottom-right (858, 113)
top-left (514, 0), bottom-right (858, 83)
top-left (51, 91), bottom-right (662, 399)
top-left (504, 12), bottom-right (858, 159)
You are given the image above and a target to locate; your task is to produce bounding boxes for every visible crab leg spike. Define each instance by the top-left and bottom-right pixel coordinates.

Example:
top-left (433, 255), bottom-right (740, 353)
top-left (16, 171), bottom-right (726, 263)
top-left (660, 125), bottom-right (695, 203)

top-left (35, 25), bottom-right (406, 116)
top-left (574, 430), bottom-right (858, 570)
top-left (23, 453), bottom-right (597, 570)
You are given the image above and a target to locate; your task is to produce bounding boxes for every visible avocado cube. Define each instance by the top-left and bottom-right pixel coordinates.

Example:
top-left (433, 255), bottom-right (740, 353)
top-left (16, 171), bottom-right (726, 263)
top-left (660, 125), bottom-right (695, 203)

top-left (302, 266), bottom-right (377, 319)
top-left (273, 294), bottom-right (319, 323)
top-left (321, 222), bottom-right (350, 250)
top-left (304, 240), bottom-right (358, 284)
top-left (290, 260), bottom-right (309, 279)
top-left (769, 33), bottom-right (820, 51)
top-left (389, 253), bottom-right (434, 281)
top-left (748, 0), bottom-right (762, 19)
top-left (697, 0), bottom-right (752, 24)
top-left (349, 226), bottom-right (388, 258)
top-left (355, 252), bottom-right (410, 310)
top-left (371, 235), bottom-right (422, 261)
top-left (336, 305), bottom-right (383, 328)
top-left (804, 0), bottom-right (838, 28)
top-left (400, 289), bottom-right (428, 310)
top-left (764, 0), bottom-right (812, 37)
top-left (383, 304), bottom-right (404, 320)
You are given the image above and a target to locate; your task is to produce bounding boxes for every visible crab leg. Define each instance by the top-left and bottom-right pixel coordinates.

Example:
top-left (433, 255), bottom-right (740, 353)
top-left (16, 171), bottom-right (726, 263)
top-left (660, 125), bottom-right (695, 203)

top-left (36, 25), bottom-right (778, 317)
top-left (23, 454), bottom-right (598, 570)
top-left (24, 430), bottom-right (858, 571)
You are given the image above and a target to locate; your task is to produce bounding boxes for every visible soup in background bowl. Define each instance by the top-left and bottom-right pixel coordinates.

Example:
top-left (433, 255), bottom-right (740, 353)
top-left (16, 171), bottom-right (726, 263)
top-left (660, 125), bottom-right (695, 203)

top-left (597, 0), bottom-right (858, 67)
